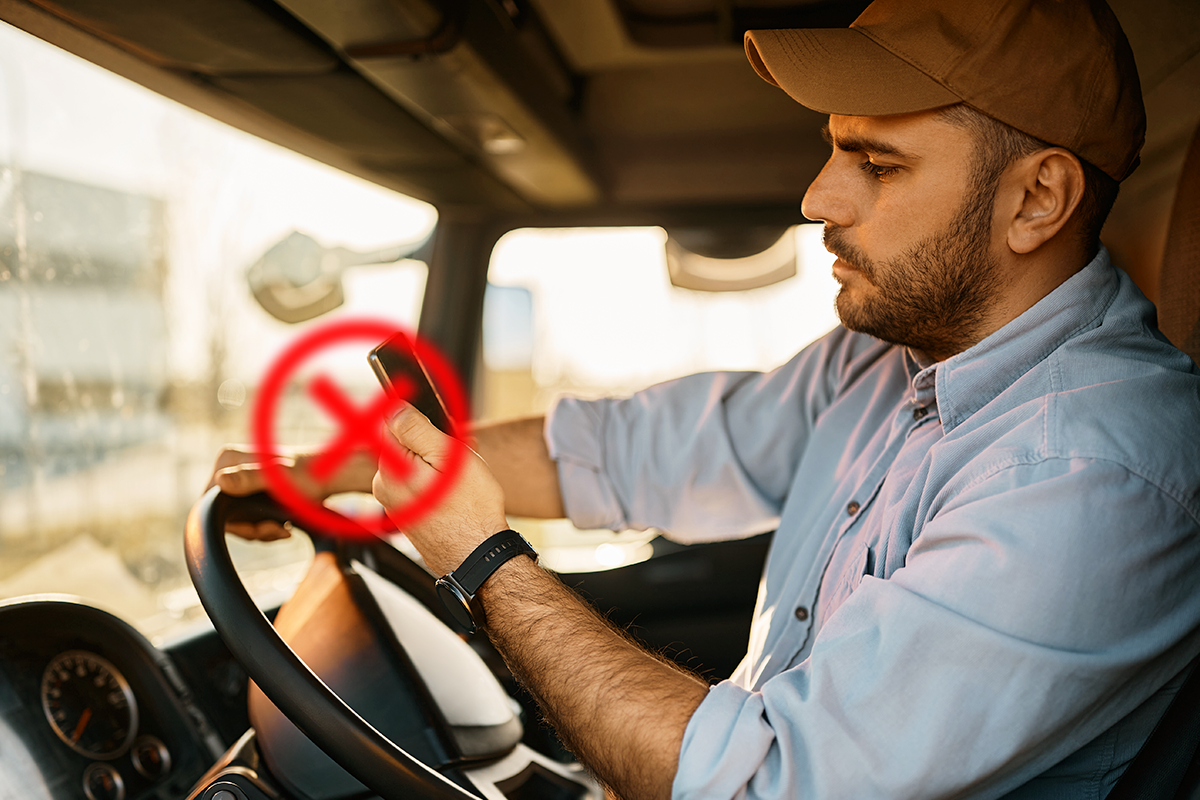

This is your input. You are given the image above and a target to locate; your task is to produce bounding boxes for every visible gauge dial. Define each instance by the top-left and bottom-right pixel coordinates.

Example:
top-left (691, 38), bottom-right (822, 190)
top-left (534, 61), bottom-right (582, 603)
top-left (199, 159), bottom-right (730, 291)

top-left (83, 762), bottom-right (125, 800)
top-left (41, 651), bottom-right (138, 759)
top-left (131, 735), bottom-right (171, 779)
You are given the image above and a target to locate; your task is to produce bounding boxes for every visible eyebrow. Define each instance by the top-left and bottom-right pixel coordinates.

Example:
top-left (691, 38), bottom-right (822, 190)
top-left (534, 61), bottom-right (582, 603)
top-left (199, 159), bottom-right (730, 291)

top-left (821, 123), bottom-right (921, 161)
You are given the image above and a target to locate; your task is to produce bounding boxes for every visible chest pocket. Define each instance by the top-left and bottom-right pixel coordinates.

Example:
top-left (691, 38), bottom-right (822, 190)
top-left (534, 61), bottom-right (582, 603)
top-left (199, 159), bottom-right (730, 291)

top-left (823, 543), bottom-right (875, 620)
top-left (839, 543), bottom-right (874, 596)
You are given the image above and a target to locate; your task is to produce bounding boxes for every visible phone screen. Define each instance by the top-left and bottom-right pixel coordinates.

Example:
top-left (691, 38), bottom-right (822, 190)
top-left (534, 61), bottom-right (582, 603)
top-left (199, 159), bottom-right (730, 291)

top-left (368, 332), bottom-right (456, 436)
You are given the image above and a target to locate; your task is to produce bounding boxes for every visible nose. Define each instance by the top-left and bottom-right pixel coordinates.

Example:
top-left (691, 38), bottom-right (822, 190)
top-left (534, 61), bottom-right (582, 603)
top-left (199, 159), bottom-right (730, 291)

top-left (801, 156), bottom-right (852, 228)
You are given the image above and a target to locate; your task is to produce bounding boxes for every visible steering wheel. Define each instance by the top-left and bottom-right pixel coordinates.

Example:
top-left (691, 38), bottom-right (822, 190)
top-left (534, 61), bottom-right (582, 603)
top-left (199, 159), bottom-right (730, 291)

top-left (184, 487), bottom-right (477, 800)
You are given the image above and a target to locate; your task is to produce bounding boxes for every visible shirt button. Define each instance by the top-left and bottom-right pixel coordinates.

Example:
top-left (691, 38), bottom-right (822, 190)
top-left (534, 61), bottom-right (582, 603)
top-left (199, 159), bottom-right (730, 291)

top-left (913, 406), bottom-right (928, 420)
top-left (794, 606), bottom-right (809, 621)
top-left (846, 501), bottom-right (860, 516)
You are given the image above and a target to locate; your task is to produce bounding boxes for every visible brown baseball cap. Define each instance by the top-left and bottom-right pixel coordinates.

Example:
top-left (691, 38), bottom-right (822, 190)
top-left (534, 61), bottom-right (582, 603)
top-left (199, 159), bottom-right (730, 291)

top-left (745, 0), bottom-right (1145, 181)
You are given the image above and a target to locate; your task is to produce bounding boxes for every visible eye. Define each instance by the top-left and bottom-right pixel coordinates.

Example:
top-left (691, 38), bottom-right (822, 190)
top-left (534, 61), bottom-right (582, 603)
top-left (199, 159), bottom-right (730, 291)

top-left (858, 160), bottom-right (900, 180)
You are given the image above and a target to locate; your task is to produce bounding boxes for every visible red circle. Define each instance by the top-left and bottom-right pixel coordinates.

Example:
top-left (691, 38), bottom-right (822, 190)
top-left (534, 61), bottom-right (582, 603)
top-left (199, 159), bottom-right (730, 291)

top-left (250, 318), bottom-right (471, 539)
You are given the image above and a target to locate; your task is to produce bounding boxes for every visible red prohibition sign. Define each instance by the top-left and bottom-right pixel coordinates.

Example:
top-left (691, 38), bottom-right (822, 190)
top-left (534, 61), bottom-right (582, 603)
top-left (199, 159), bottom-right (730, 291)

top-left (250, 318), bottom-right (470, 538)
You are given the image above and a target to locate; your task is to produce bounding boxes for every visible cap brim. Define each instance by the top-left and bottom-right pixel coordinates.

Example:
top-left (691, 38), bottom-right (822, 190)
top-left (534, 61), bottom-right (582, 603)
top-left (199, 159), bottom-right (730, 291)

top-left (746, 28), bottom-right (960, 116)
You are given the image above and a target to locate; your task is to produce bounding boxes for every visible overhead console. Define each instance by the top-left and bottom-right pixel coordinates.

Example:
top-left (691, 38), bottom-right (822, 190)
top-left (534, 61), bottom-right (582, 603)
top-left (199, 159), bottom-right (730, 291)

top-left (18, 0), bottom-right (600, 212)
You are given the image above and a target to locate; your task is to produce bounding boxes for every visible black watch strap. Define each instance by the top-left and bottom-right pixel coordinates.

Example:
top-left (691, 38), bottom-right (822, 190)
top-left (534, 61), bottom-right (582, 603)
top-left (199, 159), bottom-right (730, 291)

top-left (436, 530), bottom-right (537, 632)
top-left (451, 529), bottom-right (537, 595)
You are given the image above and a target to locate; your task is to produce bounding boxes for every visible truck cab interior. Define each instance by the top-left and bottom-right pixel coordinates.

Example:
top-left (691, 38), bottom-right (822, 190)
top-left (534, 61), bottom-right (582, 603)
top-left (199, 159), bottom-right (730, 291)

top-left (0, 1), bottom-right (1197, 799)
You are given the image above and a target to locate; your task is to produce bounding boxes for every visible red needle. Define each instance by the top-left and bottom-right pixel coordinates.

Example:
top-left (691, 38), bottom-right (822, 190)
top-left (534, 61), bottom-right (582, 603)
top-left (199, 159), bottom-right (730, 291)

top-left (71, 707), bottom-right (92, 743)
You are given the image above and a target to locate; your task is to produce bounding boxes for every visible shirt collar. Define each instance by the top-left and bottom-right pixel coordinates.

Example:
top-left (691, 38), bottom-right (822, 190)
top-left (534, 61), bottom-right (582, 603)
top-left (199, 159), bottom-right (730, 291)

top-left (912, 247), bottom-right (1120, 433)
top-left (903, 349), bottom-right (938, 407)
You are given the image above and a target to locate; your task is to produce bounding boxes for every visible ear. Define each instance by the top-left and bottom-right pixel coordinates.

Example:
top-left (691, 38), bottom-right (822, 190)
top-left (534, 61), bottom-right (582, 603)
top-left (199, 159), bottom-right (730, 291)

top-left (1004, 149), bottom-right (1086, 255)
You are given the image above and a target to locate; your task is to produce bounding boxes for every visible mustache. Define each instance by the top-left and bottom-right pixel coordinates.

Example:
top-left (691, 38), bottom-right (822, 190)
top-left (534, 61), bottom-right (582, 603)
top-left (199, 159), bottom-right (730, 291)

top-left (823, 226), bottom-right (874, 278)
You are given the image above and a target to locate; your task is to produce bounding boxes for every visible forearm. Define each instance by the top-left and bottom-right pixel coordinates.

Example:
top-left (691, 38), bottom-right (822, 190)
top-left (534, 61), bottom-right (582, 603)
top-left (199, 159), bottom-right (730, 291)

top-left (375, 408), bottom-right (707, 798)
top-left (479, 556), bottom-right (709, 800)
top-left (471, 416), bottom-right (565, 519)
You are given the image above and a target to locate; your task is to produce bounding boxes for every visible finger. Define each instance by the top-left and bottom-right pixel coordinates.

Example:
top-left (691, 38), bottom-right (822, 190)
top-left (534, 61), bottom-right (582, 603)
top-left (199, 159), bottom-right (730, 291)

top-left (385, 403), bottom-right (454, 472)
top-left (371, 468), bottom-right (401, 511)
top-left (207, 446), bottom-right (260, 489)
top-left (214, 445), bottom-right (261, 470)
top-left (208, 447), bottom-right (273, 492)
top-left (214, 462), bottom-right (272, 496)
top-left (225, 521), bottom-right (293, 541)
top-left (370, 465), bottom-right (434, 514)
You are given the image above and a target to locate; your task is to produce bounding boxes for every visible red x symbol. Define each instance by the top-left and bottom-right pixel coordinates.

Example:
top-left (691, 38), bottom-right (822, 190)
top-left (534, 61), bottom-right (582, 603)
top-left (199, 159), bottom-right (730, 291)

top-left (306, 373), bottom-right (415, 483)
top-left (251, 318), bottom-right (470, 538)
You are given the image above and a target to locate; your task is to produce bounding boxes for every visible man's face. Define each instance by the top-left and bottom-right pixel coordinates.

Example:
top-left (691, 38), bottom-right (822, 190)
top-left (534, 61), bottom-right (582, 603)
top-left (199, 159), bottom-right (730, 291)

top-left (801, 112), bottom-right (1006, 361)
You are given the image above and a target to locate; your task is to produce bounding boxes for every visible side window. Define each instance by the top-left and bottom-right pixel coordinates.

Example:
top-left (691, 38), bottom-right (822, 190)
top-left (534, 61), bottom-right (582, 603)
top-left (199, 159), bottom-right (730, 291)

top-left (478, 225), bottom-right (840, 568)
top-left (0, 22), bottom-right (434, 642)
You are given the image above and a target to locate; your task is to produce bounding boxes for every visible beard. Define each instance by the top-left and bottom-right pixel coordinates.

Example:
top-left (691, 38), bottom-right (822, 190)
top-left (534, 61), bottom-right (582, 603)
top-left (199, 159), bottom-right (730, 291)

top-left (823, 188), bottom-right (1004, 359)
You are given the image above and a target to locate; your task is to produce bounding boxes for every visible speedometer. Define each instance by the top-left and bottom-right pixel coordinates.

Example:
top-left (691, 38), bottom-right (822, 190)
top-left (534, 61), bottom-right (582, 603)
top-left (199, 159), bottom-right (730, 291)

top-left (41, 651), bottom-right (138, 759)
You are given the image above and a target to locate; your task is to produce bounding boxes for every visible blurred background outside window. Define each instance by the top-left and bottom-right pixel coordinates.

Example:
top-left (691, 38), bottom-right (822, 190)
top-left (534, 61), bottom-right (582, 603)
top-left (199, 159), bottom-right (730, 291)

top-left (0, 21), bottom-right (434, 642)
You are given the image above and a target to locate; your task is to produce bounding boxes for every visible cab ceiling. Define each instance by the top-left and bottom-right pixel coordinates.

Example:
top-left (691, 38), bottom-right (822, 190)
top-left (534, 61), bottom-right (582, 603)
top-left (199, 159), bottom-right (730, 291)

top-left (9, 0), bottom-right (864, 220)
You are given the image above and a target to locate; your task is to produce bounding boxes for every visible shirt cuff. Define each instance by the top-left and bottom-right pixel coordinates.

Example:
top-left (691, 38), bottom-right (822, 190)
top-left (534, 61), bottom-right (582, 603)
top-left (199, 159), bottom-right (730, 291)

top-left (545, 396), bottom-right (629, 531)
top-left (672, 681), bottom-right (775, 800)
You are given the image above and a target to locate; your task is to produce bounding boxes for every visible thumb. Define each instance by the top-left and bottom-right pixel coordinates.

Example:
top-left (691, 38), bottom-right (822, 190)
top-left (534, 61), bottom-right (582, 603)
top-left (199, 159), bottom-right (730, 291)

top-left (385, 403), bottom-right (454, 472)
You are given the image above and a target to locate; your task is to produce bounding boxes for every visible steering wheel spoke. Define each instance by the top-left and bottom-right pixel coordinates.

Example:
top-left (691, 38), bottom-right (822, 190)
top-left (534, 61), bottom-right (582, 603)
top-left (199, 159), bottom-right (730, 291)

top-left (185, 488), bottom-right (479, 800)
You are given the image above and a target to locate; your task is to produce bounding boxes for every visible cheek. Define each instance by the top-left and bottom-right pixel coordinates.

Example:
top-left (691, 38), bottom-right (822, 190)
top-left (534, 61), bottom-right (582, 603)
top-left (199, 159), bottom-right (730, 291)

top-left (858, 185), bottom-right (962, 258)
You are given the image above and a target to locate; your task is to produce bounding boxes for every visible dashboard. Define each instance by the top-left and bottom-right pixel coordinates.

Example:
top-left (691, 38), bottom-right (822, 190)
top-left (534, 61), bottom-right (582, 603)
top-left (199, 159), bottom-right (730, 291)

top-left (0, 599), bottom-right (221, 800)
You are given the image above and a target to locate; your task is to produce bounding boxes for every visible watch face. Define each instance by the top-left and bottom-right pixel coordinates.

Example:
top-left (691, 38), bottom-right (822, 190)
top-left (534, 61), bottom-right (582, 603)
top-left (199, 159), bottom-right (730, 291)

top-left (436, 579), bottom-right (476, 633)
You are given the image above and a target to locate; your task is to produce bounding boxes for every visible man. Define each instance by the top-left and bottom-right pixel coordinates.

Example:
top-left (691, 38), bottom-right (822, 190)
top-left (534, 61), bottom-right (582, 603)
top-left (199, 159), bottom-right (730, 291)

top-left (213, 0), bottom-right (1200, 797)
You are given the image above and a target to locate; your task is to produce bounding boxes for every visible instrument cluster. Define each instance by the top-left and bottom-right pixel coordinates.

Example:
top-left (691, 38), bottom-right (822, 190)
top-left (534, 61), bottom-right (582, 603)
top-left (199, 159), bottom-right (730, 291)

top-left (0, 600), bottom-right (215, 800)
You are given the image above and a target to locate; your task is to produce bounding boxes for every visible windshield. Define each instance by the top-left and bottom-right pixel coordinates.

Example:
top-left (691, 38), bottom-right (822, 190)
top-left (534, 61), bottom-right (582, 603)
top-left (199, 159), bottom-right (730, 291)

top-left (0, 19), bottom-right (844, 642)
top-left (0, 22), bottom-right (435, 644)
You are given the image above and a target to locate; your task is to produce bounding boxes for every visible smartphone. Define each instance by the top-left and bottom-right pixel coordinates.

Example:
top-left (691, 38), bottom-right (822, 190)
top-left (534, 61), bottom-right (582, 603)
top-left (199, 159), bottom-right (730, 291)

top-left (368, 332), bottom-right (456, 436)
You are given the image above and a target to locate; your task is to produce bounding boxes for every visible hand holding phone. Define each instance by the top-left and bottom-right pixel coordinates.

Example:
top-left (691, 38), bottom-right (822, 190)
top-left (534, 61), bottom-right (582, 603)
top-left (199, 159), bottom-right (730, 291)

top-left (367, 332), bottom-right (457, 437)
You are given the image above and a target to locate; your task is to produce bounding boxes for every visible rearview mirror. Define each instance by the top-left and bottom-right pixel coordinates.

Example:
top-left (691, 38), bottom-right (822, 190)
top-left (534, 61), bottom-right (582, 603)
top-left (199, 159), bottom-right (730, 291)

top-left (247, 230), bottom-right (434, 323)
top-left (665, 225), bottom-right (796, 292)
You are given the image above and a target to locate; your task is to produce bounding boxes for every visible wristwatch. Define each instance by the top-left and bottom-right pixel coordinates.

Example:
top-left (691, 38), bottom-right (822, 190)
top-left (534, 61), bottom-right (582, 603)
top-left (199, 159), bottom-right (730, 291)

top-left (435, 529), bottom-right (537, 633)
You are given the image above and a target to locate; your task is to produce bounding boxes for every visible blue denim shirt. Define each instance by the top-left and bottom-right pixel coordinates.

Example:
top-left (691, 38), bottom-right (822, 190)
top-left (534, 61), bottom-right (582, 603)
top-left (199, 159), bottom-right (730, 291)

top-left (546, 248), bottom-right (1200, 799)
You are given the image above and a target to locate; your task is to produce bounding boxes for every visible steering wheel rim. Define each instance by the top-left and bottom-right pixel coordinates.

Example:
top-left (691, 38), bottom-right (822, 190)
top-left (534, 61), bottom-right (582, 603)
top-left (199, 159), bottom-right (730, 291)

top-left (184, 487), bottom-right (477, 800)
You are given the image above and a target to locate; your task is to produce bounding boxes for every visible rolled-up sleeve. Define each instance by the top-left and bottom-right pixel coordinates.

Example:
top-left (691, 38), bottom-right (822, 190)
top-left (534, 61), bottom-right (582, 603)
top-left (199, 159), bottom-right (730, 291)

top-left (673, 457), bottom-right (1200, 800)
top-left (545, 328), bottom-right (875, 541)
top-left (546, 371), bottom-right (783, 540)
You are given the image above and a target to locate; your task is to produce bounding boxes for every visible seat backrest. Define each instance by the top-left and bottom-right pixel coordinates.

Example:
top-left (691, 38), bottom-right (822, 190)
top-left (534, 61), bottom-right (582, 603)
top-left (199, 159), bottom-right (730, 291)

top-left (1158, 122), bottom-right (1200, 365)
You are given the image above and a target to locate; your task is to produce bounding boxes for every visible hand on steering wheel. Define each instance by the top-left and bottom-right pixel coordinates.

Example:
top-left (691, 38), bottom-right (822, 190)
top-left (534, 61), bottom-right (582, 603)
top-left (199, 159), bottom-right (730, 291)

top-left (184, 489), bottom-right (478, 800)
top-left (206, 446), bottom-right (378, 541)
